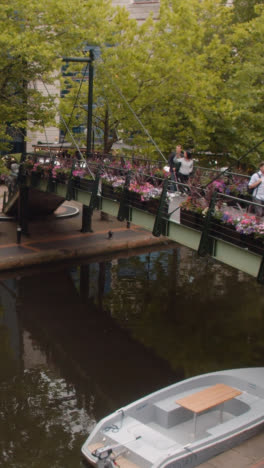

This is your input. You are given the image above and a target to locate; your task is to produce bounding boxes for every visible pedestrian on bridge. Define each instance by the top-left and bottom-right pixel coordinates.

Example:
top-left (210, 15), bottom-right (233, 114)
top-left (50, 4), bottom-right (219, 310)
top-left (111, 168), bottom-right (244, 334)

top-left (168, 145), bottom-right (183, 195)
top-left (177, 151), bottom-right (193, 194)
top-left (248, 162), bottom-right (264, 217)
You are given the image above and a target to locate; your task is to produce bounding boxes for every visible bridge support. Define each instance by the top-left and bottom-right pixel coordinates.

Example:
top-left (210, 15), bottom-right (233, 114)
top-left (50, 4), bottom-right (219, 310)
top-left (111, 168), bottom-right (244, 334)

top-left (118, 171), bottom-right (132, 222)
top-left (81, 166), bottom-right (101, 232)
top-left (152, 179), bottom-right (169, 237)
top-left (198, 191), bottom-right (217, 256)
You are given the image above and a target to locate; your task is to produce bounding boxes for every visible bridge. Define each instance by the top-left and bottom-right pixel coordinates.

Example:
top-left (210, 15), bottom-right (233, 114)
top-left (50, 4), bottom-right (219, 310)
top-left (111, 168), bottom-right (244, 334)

top-left (3, 154), bottom-right (264, 283)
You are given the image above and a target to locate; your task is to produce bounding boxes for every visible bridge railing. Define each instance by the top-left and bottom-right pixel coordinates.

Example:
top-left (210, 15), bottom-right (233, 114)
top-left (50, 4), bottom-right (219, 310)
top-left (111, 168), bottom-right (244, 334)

top-left (16, 155), bottom-right (264, 253)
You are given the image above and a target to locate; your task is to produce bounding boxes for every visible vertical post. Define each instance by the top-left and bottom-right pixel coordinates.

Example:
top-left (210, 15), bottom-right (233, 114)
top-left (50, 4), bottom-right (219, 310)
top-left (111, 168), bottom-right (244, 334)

top-left (81, 165), bottom-right (101, 233)
top-left (197, 190), bottom-right (217, 256)
top-left (117, 170), bottom-right (132, 222)
top-left (87, 49), bottom-right (94, 158)
top-left (152, 178), bottom-right (169, 237)
top-left (18, 185), bottom-right (29, 236)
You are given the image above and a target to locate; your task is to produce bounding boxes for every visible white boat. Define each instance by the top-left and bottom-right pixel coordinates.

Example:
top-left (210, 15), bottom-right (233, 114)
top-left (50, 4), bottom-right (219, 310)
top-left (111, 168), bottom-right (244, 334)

top-left (81, 368), bottom-right (264, 468)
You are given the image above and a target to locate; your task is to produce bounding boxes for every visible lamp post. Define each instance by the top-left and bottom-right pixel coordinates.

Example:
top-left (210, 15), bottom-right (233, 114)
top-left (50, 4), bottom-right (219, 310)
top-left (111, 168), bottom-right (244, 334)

top-left (62, 49), bottom-right (94, 158)
top-left (62, 51), bottom-right (95, 232)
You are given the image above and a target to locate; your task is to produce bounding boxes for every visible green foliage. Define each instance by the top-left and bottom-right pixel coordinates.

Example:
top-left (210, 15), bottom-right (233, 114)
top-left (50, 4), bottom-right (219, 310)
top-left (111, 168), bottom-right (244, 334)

top-left (63, 0), bottom-right (264, 163)
top-left (2, 0), bottom-right (264, 168)
top-left (0, 0), bottom-right (113, 152)
top-left (231, 0), bottom-right (264, 23)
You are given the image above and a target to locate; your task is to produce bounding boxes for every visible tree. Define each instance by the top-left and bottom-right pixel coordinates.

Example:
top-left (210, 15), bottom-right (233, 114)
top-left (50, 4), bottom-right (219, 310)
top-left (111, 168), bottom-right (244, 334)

top-left (27, 0), bottom-right (264, 166)
top-left (231, 0), bottom-right (263, 23)
top-left (61, 0), bottom-right (235, 157)
top-left (0, 0), bottom-right (113, 152)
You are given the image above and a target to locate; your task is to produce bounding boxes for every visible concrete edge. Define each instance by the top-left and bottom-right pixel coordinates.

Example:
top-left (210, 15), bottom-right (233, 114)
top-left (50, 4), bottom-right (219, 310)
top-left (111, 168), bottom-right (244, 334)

top-left (0, 236), bottom-right (176, 273)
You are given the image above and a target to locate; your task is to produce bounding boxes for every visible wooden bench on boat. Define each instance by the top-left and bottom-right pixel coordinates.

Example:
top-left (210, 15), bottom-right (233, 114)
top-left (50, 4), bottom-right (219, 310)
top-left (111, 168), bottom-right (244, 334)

top-left (176, 383), bottom-right (242, 434)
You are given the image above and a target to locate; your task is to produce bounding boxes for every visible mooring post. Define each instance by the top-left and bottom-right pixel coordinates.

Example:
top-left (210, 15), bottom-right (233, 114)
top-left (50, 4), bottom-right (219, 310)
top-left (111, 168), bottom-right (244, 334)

top-left (16, 226), bottom-right (22, 244)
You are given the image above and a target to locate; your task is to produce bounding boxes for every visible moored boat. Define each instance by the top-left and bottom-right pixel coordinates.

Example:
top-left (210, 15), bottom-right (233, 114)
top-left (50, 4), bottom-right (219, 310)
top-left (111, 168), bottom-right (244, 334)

top-left (81, 368), bottom-right (264, 468)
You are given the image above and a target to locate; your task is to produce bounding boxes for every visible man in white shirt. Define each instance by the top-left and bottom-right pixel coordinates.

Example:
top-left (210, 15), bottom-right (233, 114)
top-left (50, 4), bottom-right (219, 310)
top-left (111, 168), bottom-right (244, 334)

top-left (248, 162), bottom-right (264, 216)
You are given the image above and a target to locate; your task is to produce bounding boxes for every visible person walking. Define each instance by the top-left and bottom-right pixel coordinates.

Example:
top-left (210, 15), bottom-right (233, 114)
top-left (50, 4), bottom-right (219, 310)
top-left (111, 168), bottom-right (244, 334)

top-left (168, 145), bottom-right (183, 195)
top-left (177, 150), bottom-right (193, 194)
top-left (248, 162), bottom-right (264, 217)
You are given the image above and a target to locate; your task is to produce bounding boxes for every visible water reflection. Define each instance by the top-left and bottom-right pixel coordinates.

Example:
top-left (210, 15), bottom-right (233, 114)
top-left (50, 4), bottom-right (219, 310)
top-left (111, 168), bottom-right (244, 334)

top-left (0, 246), bottom-right (263, 467)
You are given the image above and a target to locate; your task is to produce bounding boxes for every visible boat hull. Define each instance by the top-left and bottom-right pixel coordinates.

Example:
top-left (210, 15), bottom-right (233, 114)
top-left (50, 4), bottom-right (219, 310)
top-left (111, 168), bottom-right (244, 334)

top-left (159, 421), bottom-right (264, 468)
top-left (82, 368), bottom-right (264, 468)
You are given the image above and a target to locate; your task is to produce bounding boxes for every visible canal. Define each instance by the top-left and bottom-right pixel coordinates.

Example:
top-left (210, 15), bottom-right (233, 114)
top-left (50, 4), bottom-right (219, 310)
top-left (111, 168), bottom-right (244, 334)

top-left (0, 245), bottom-right (264, 467)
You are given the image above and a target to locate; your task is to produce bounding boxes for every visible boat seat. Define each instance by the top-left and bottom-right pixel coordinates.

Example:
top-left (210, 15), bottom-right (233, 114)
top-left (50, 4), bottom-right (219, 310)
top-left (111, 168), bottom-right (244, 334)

top-left (153, 396), bottom-right (191, 428)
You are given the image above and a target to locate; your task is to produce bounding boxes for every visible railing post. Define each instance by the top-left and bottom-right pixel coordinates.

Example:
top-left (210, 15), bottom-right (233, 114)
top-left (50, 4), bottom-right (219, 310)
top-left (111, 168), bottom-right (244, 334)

top-left (152, 178), bottom-right (169, 237)
top-left (197, 190), bottom-right (217, 256)
top-left (47, 156), bottom-right (56, 193)
top-left (17, 152), bottom-right (27, 186)
top-left (81, 166), bottom-right (101, 233)
top-left (18, 185), bottom-right (29, 236)
top-left (117, 171), bottom-right (132, 222)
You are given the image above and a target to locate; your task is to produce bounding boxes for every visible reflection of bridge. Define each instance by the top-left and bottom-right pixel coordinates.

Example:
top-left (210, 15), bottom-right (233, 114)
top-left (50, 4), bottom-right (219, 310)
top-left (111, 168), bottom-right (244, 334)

top-left (3, 162), bottom-right (264, 283)
top-left (17, 269), bottom-right (179, 416)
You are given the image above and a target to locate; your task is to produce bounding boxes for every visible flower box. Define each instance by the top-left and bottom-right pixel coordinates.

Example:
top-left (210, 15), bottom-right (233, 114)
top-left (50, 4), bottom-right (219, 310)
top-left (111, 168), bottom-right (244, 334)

top-left (79, 179), bottom-right (94, 192)
top-left (128, 191), bottom-right (142, 207)
top-left (129, 194), bottom-right (168, 215)
top-left (55, 174), bottom-right (68, 184)
top-left (102, 184), bottom-right (121, 201)
top-left (30, 172), bottom-right (42, 187)
top-left (240, 234), bottom-right (264, 255)
top-left (209, 220), bottom-right (244, 247)
top-left (180, 209), bottom-right (204, 230)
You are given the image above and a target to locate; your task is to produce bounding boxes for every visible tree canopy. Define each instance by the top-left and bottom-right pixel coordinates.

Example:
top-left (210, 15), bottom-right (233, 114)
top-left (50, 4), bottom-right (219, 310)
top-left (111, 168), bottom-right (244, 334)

top-left (1, 0), bottom-right (264, 165)
top-left (0, 0), bottom-right (112, 152)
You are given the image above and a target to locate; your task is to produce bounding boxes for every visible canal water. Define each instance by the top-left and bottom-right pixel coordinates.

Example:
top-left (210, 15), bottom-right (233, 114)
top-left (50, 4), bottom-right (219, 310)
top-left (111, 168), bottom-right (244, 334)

top-left (0, 246), bottom-right (264, 467)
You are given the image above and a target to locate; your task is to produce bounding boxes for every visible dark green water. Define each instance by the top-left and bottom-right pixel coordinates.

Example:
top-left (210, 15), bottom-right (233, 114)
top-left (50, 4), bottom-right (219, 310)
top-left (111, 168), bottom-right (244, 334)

top-left (0, 246), bottom-right (264, 467)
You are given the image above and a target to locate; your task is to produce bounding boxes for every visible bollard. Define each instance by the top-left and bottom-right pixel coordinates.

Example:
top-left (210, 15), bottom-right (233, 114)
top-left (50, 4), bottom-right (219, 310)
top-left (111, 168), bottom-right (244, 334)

top-left (17, 226), bottom-right (22, 244)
